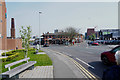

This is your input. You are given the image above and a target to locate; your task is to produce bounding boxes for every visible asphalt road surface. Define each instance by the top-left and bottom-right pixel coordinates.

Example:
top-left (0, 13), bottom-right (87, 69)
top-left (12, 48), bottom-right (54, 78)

top-left (44, 41), bottom-right (113, 79)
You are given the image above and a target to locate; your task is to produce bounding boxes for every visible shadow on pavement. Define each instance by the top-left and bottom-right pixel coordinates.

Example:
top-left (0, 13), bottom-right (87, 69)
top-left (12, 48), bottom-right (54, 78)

top-left (88, 61), bottom-right (109, 79)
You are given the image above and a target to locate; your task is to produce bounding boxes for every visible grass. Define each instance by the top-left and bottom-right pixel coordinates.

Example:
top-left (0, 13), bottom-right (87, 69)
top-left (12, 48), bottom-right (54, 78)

top-left (28, 50), bottom-right (52, 66)
top-left (1, 49), bottom-right (52, 73)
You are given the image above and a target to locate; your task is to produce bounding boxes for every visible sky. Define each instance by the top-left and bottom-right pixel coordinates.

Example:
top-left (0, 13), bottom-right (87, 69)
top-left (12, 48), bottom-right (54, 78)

top-left (5, 1), bottom-right (118, 37)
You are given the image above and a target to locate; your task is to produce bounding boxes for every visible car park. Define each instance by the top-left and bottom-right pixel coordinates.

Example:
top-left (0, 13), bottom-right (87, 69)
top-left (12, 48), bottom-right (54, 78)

top-left (101, 45), bottom-right (120, 65)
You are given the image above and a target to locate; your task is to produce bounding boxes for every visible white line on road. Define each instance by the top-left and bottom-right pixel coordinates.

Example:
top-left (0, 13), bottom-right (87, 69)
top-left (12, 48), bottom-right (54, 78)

top-left (76, 58), bottom-right (95, 69)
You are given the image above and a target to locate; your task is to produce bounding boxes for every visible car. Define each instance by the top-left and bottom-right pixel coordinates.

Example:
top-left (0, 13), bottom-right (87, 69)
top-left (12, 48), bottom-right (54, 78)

top-left (101, 45), bottom-right (120, 65)
top-left (88, 41), bottom-right (99, 46)
top-left (112, 40), bottom-right (120, 45)
top-left (43, 43), bottom-right (49, 47)
top-left (104, 40), bottom-right (111, 45)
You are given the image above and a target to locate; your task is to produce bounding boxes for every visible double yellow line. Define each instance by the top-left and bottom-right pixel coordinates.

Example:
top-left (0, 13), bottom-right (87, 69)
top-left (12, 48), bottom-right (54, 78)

top-left (60, 53), bottom-right (97, 80)
top-left (42, 48), bottom-right (97, 80)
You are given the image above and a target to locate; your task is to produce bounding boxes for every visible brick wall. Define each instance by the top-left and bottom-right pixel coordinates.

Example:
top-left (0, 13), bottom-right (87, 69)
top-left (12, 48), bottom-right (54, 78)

top-left (7, 39), bottom-right (22, 50)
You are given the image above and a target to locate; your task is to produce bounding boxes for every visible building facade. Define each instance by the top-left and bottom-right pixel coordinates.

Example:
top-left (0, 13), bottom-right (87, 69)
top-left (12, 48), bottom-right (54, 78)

top-left (0, 1), bottom-right (7, 50)
top-left (85, 28), bottom-right (120, 40)
top-left (0, 1), bottom-right (22, 50)
top-left (100, 29), bottom-right (120, 40)
top-left (86, 28), bottom-right (95, 40)
top-left (42, 30), bottom-right (83, 45)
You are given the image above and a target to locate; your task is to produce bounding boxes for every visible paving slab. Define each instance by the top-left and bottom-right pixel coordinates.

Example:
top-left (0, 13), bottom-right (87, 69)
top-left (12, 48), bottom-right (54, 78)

top-left (36, 52), bottom-right (46, 54)
top-left (19, 66), bottom-right (53, 78)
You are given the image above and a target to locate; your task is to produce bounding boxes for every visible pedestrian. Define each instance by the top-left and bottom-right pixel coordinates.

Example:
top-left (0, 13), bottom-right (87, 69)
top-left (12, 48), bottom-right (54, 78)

top-left (16, 46), bottom-right (18, 50)
top-left (102, 51), bottom-right (120, 80)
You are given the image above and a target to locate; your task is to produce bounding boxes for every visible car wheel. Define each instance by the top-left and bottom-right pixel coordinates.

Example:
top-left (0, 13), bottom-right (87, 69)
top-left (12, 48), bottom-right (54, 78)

top-left (101, 56), bottom-right (110, 65)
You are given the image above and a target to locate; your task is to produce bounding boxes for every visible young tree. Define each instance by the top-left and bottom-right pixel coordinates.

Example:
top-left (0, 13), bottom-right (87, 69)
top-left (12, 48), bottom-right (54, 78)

top-left (20, 26), bottom-right (32, 58)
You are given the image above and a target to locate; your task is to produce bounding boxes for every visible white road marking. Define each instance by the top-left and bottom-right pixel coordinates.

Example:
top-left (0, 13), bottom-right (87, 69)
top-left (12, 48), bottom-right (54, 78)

top-left (76, 58), bottom-right (95, 69)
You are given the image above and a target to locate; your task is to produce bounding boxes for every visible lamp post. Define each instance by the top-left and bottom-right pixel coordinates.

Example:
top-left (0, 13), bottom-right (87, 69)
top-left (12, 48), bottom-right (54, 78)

top-left (39, 12), bottom-right (42, 49)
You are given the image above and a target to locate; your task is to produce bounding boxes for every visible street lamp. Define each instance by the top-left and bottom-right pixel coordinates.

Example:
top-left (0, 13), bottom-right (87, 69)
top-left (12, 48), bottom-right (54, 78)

top-left (39, 12), bottom-right (42, 49)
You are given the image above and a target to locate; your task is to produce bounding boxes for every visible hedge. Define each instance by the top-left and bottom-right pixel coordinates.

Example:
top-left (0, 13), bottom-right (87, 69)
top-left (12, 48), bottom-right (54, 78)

top-left (2, 58), bottom-right (6, 62)
top-left (1, 53), bottom-right (20, 62)
top-left (2, 49), bottom-right (26, 56)
top-left (28, 48), bottom-right (35, 51)
top-left (2, 51), bottom-right (14, 56)
top-left (6, 53), bottom-right (19, 61)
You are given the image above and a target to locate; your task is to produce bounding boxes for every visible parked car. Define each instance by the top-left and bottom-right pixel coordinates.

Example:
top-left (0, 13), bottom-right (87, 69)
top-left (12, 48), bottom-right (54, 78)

top-left (104, 40), bottom-right (111, 45)
top-left (43, 43), bottom-right (49, 47)
top-left (101, 45), bottom-right (120, 65)
top-left (88, 41), bottom-right (99, 46)
top-left (112, 40), bottom-right (120, 45)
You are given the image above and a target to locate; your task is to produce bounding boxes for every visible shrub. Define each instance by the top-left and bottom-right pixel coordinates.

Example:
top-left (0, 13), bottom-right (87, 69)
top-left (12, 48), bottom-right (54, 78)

top-left (31, 51), bottom-right (36, 54)
top-left (2, 53), bottom-right (5, 56)
top-left (15, 49), bottom-right (25, 52)
top-left (2, 58), bottom-right (6, 62)
top-left (6, 56), bottom-right (12, 61)
top-left (2, 52), bottom-right (14, 56)
top-left (6, 53), bottom-right (20, 61)
top-left (2, 49), bottom-right (24, 56)
top-left (28, 48), bottom-right (35, 51)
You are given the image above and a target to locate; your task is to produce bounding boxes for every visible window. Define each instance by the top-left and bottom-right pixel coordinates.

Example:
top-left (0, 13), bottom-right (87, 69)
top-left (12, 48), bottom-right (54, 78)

top-left (112, 46), bottom-right (120, 53)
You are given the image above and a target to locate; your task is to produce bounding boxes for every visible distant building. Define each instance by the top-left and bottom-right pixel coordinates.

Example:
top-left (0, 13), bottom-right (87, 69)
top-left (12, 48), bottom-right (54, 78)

top-left (54, 29), bottom-right (58, 33)
top-left (85, 28), bottom-right (120, 40)
top-left (86, 28), bottom-right (95, 40)
top-left (42, 30), bottom-right (83, 45)
top-left (100, 29), bottom-right (120, 40)
top-left (0, 1), bottom-right (22, 50)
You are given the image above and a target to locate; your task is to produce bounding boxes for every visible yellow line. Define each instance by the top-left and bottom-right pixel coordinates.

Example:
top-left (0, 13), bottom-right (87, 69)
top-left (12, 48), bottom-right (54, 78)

top-left (43, 48), bottom-right (97, 80)
top-left (68, 57), bottom-right (93, 79)
top-left (62, 54), bottom-right (97, 80)
top-left (73, 59), bottom-right (96, 80)
top-left (71, 58), bottom-right (92, 79)
top-left (70, 57), bottom-right (97, 80)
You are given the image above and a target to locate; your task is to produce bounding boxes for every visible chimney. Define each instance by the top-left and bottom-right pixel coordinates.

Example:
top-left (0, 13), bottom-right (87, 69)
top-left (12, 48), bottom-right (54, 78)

top-left (11, 18), bottom-right (15, 38)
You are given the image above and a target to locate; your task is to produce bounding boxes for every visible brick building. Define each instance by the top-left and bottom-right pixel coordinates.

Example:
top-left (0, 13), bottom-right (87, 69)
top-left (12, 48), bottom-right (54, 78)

top-left (42, 30), bottom-right (83, 45)
top-left (86, 28), bottom-right (95, 40)
top-left (0, 1), bottom-right (22, 50)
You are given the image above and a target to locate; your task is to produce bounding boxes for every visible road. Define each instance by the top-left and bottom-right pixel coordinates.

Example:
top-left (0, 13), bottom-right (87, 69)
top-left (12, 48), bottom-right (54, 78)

top-left (43, 41), bottom-right (112, 78)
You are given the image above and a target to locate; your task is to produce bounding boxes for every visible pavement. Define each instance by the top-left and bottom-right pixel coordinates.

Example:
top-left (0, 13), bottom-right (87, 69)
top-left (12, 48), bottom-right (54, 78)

top-left (41, 48), bottom-right (95, 78)
top-left (44, 42), bottom-right (111, 79)
top-left (19, 66), bottom-right (53, 78)
top-left (18, 47), bottom-right (88, 78)
top-left (36, 52), bottom-right (46, 54)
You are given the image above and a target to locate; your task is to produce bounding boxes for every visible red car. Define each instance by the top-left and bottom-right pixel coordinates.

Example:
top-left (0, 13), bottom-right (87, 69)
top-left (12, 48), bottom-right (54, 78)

top-left (88, 41), bottom-right (99, 46)
top-left (101, 45), bottom-right (120, 65)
